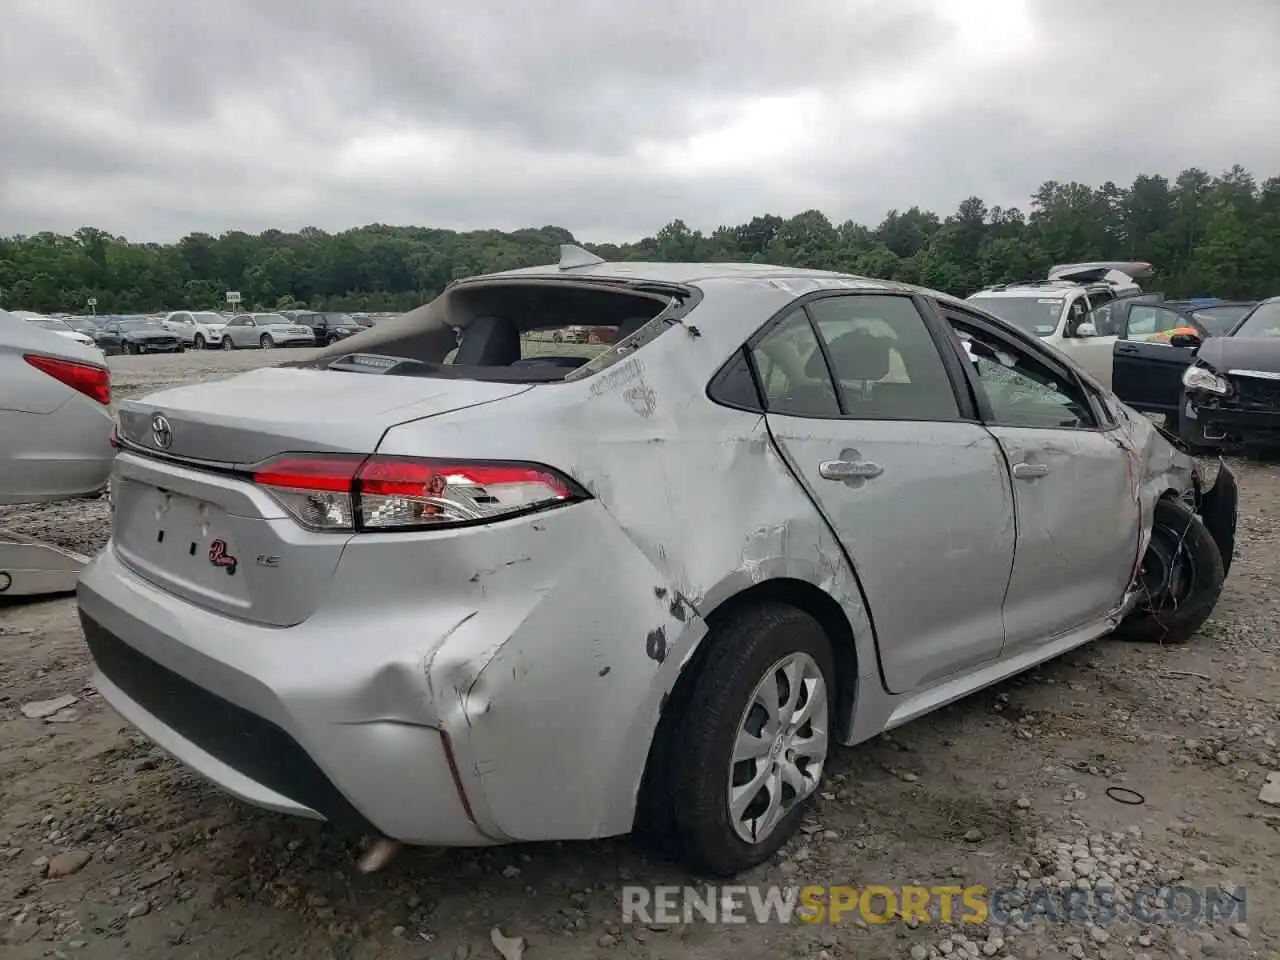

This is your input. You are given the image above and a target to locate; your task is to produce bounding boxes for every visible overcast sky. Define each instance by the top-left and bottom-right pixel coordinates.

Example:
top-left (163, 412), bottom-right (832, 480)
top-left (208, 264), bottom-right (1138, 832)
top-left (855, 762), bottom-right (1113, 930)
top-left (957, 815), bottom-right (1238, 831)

top-left (2, 0), bottom-right (1278, 243)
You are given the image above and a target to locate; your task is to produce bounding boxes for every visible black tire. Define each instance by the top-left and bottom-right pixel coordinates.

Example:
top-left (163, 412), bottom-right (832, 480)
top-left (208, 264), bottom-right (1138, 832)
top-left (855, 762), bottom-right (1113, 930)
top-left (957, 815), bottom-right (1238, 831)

top-left (124, 341), bottom-right (138, 355)
top-left (327, 335), bottom-right (339, 346)
top-left (1113, 498), bottom-right (1225, 644)
top-left (194, 334), bottom-right (206, 350)
top-left (260, 334), bottom-right (273, 349)
top-left (177, 345), bottom-right (186, 353)
top-left (645, 603), bottom-right (836, 876)
top-left (222, 336), bottom-right (234, 351)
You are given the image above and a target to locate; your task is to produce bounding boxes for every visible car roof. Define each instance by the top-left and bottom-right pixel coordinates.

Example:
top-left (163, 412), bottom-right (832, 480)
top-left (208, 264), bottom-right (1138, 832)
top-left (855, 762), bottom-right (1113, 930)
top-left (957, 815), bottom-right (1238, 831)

top-left (461, 258), bottom-right (1005, 322)
top-left (969, 279), bottom-right (1138, 298)
top-left (468, 258), bottom-right (915, 290)
top-left (969, 283), bottom-right (1076, 298)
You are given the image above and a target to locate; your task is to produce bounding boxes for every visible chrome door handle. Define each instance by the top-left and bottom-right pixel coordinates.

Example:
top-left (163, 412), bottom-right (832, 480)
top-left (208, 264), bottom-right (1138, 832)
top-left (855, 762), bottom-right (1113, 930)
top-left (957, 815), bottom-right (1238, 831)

top-left (1012, 462), bottom-right (1050, 480)
top-left (1115, 344), bottom-right (1139, 354)
top-left (819, 459), bottom-right (883, 481)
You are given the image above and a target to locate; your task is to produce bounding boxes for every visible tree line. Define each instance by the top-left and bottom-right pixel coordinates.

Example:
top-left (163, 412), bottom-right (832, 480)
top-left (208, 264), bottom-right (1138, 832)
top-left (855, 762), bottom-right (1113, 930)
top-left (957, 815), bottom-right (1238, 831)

top-left (1, 165), bottom-right (1277, 315)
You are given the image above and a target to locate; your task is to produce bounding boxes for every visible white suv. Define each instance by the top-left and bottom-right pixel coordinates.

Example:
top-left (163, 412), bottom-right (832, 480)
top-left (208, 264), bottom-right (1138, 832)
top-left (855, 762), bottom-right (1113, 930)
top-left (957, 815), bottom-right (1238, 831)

top-left (967, 262), bottom-right (1152, 387)
top-left (162, 311), bottom-right (228, 349)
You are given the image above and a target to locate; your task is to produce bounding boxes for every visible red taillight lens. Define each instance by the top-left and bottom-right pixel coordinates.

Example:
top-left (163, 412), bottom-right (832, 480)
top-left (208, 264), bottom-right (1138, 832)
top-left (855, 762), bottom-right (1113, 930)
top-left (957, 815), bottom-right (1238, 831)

top-left (249, 454), bottom-right (584, 532)
top-left (250, 455), bottom-right (363, 531)
top-left (24, 354), bottom-right (111, 405)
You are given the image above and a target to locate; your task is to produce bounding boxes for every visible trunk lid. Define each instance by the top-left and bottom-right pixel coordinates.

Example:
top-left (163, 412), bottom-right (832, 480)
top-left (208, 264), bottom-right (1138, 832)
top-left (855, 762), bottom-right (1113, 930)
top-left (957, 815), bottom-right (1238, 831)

top-left (116, 366), bottom-right (531, 464)
top-left (111, 366), bottom-right (532, 625)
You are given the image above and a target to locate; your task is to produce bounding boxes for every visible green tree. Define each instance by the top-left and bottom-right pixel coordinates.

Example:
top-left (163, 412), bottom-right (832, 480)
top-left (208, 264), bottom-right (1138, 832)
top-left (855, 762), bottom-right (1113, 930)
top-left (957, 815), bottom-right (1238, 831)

top-left (2, 165), bottom-right (1277, 313)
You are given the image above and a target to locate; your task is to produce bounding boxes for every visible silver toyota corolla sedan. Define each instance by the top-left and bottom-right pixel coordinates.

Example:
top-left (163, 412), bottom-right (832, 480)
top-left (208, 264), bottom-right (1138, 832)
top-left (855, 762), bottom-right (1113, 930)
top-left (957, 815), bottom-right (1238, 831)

top-left (77, 248), bottom-right (1237, 876)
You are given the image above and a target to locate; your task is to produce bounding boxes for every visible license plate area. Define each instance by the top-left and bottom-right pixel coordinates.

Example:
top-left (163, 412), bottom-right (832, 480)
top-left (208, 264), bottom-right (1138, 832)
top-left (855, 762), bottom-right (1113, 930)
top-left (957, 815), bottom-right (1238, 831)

top-left (114, 479), bottom-right (252, 608)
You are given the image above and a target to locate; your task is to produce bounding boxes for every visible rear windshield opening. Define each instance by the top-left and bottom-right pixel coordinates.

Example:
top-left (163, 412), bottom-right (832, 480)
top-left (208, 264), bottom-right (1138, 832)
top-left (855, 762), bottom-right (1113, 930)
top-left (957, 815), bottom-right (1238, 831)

top-left (302, 280), bottom-right (682, 382)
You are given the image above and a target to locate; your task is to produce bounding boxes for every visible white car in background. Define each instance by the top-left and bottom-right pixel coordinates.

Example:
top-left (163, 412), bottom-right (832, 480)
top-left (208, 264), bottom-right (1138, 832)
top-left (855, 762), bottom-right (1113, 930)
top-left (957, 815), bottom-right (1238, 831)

top-left (221, 313), bottom-right (316, 349)
top-left (0, 309), bottom-right (114, 595)
top-left (966, 262), bottom-right (1153, 388)
top-left (162, 310), bottom-right (229, 349)
top-left (12, 310), bottom-right (102, 351)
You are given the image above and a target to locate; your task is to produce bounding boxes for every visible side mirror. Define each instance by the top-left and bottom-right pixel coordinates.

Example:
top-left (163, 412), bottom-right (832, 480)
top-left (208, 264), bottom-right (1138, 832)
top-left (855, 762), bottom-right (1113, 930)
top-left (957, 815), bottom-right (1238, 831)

top-left (1169, 332), bottom-right (1202, 349)
top-left (1075, 322), bottom-right (1098, 338)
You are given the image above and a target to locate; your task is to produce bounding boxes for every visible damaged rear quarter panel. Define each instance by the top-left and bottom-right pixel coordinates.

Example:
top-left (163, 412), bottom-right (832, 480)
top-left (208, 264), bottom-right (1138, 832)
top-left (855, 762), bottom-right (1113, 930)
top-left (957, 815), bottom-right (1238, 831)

top-left (371, 278), bottom-right (874, 841)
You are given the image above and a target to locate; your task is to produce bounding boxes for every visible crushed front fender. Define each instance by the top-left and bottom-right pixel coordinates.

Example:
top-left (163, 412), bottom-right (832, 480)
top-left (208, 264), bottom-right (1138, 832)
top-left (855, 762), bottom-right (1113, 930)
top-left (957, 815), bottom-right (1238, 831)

top-left (1199, 459), bottom-right (1239, 577)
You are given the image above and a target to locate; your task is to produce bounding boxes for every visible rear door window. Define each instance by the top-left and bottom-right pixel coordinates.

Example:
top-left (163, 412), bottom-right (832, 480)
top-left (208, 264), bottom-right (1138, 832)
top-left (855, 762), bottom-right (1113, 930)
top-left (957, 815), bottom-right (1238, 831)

top-left (749, 310), bottom-right (841, 417)
top-left (805, 295), bottom-right (961, 420)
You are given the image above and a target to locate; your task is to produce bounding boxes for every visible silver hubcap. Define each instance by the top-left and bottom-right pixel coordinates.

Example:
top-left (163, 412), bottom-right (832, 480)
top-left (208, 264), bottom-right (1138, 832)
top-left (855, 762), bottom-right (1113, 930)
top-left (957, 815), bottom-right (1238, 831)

top-left (728, 651), bottom-right (829, 844)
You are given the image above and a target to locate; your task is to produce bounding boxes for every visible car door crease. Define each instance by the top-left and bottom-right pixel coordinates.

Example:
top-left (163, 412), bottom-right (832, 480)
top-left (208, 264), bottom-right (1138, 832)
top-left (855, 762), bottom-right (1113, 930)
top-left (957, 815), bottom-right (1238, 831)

top-left (757, 411), bottom-right (889, 693)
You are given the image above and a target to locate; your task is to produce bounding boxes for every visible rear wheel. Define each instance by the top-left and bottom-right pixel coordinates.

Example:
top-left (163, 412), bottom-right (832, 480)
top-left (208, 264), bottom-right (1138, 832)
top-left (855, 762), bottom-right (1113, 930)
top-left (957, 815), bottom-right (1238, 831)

top-left (260, 334), bottom-right (274, 349)
top-left (124, 341), bottom-right (138, 355)
top-left (194, 334), bottom-right (206, 350)
top-left (1114, 498), bottom-right (1224, 644)
top-left (645, 604), bottom-right (835, 876)
top-left (222, 336), bottom-right (234, 351)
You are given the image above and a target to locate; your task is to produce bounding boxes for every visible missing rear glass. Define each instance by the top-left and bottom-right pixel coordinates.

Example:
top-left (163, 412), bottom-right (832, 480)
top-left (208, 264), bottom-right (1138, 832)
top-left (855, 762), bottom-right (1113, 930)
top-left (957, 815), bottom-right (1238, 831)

top-left (294, 278), bottom-right (697, 383)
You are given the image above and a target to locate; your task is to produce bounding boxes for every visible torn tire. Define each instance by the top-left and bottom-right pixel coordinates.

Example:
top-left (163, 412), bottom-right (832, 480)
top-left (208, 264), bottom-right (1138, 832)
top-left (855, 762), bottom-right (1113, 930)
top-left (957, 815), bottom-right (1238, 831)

top-left (656, 603), bottom-right (835, 876)
top-left (1114, 497), bottom-right (1224, 644)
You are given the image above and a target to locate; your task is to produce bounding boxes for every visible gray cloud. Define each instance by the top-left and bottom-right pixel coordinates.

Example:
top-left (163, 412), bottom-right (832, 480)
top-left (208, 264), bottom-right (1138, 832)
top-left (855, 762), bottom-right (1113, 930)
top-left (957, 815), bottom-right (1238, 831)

top-left (2, 0), bottom-right (1278, 242)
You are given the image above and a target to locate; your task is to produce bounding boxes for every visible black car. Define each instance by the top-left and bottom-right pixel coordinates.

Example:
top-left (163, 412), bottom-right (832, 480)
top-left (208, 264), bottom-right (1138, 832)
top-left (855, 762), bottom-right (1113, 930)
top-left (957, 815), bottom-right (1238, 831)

top-left (1113, 296), bottom-right (1280, 451)
top-left (95, 318), bottom-right (184, 355)
top-left (1163, 299), bottom-right (1258, 336)
top-left (290, 311), bottom-right (363, 345)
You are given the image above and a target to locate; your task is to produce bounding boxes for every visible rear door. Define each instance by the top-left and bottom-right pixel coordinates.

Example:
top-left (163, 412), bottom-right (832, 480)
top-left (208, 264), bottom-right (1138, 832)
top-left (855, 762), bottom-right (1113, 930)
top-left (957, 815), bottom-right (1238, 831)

top-left (1112, 304), bottom-right (1199, 415)
top-left (938, 308), bottom-right (1140, 650)
top-left (753, 293), bottom-right (1016, 694)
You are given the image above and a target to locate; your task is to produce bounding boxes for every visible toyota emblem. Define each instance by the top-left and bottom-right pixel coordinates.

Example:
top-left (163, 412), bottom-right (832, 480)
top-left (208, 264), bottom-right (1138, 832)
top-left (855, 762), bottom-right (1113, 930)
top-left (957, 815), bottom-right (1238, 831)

top-left (151, 413), bottom-right (173, 449)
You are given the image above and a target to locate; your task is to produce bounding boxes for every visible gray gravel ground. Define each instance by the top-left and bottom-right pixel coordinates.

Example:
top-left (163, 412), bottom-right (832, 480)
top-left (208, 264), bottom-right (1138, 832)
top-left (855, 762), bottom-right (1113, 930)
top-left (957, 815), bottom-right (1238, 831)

top-left (2, 350), bottom-right (1278, 959)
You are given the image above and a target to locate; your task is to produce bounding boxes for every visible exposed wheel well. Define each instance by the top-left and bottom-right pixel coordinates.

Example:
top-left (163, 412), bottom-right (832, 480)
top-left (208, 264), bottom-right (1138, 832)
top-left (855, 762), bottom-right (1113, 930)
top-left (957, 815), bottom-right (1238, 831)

top-left (703, 579), bottom-right (858, 736)
top-left (633, 577), bottom-right (859, 836)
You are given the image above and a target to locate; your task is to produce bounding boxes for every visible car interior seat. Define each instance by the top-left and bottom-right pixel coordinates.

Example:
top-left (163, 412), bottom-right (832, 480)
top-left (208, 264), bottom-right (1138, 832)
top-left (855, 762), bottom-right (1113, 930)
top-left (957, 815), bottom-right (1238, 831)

top-left (453, 316), bottom-right (521, 366)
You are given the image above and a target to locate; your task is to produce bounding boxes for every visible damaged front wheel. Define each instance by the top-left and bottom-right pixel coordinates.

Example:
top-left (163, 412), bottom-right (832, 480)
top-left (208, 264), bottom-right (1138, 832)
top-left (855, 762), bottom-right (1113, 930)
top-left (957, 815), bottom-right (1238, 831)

top-left (1114, 498), bottom-right (1225, 644)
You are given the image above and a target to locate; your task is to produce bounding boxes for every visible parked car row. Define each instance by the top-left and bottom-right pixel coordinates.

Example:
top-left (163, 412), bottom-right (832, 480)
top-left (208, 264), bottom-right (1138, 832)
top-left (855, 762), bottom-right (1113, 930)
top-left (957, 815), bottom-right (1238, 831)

top-left (965, 263), bottom-right (1278, 453)
top-left (80, 310), bottom-right (394, 352)
top-left (1114, 296), bottom-right (1280, 453)
top-left (11, 309), bottom-right (397, 353)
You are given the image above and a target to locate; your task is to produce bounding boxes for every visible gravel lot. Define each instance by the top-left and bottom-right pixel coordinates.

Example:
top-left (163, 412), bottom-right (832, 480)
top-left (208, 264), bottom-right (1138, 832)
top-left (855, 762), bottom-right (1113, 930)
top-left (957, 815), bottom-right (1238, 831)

top-left (2, 351), bottom-right (1279, 959)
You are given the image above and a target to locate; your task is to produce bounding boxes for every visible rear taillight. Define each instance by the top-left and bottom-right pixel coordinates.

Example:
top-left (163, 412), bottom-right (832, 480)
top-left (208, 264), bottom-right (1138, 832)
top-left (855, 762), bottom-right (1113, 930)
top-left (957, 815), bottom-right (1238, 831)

top-left (25, 354), bottom-right (111, 405)
top-left (249, 454), bottom-right (586, 532)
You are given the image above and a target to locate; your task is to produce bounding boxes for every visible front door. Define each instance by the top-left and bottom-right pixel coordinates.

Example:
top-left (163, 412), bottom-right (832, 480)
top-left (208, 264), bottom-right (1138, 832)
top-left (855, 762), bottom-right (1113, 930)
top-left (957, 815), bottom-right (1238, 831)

top-left (941, 310), bottom-right (1141, 648)
top-left (1052, 293), bottom-right (1117, 386)
top-left (1111, 303), bottom-right (1201, 417)
top-left (753, 293), bottom-right (1016, 694)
